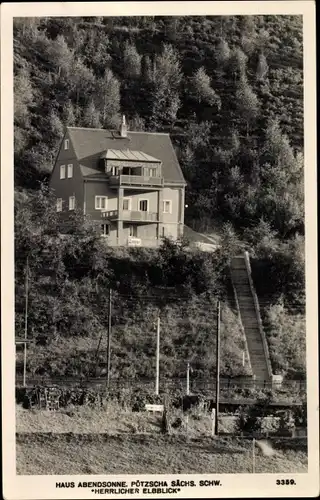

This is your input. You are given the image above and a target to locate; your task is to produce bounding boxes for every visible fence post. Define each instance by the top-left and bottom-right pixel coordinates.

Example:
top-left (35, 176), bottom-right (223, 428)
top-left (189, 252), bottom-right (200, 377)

top-left (252, 438), bottom-right (255, 473)
top-left (211, 408), bottom-right (215, 437)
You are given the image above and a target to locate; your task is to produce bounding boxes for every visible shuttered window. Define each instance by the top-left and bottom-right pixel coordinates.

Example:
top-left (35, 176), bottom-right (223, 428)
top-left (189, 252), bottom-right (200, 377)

top-left (60, 165), bottom-right (66, 179)
top-left (69, 196), bottom-right (75, 211)
top-left (67, 164), bottom-right (73, 178)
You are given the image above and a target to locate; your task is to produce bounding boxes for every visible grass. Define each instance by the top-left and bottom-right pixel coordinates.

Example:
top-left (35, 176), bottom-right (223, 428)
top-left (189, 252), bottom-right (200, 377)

top-left (16, 403), bottom-right (219, 436)
top-left (16, 433), bottom-right (308, 475)
top-left (16, 403), bottom-right (307, 475)
top-left (16, 403), bottom-right (163, 435)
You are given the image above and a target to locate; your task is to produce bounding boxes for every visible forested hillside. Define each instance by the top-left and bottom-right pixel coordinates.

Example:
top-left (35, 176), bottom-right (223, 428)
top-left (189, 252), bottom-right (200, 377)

top-left (13, 16), bottom-right (306, 380)
top-left (14, 15), bottom-right (304, 237)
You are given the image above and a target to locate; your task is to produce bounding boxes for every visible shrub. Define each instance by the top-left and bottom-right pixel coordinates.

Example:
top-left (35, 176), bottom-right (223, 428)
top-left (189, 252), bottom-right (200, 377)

top-left (235, 396), bottom-right (272, 434)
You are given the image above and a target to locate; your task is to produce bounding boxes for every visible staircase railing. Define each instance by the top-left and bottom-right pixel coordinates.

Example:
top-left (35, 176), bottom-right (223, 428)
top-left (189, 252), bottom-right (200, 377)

top-left (243, 251), bottom-right (273, 379)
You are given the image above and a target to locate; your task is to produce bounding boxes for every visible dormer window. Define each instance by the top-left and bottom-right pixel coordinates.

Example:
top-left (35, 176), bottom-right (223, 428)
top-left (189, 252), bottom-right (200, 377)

top-left (64, 139), bottom-right (69, 150)
top-left (60, 165), bottom-right (66, 179)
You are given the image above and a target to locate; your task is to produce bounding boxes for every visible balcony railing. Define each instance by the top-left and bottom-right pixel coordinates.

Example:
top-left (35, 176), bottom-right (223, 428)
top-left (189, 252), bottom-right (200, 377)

top-left (109, 174), bottom-right (164, 188)
top-left (101, 210), bottom-right (118, 220)
top-left (102, 210), bottom-right (158, 222)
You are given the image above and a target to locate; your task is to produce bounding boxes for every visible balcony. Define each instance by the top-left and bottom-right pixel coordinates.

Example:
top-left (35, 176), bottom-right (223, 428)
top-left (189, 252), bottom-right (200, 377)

top-left (102, 210), bottom-right (158, 222)
top-left (109, 174), bottom-right (164, 189)
top-left (101, 210), bottom-right (118, 220)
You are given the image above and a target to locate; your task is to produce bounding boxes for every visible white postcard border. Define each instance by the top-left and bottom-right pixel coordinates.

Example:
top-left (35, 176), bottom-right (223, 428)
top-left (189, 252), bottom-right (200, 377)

top-left (1, 2), bottom-right (318, 499)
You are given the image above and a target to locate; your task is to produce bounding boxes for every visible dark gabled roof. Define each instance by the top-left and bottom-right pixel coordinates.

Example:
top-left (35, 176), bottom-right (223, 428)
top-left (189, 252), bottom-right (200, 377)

top-left (67, 127), bottom-right (186, 185)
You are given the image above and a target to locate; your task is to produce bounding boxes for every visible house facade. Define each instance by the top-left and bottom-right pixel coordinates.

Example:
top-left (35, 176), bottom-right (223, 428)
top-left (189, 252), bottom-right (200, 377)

top-left (49, 117), bottom-right (186, 247)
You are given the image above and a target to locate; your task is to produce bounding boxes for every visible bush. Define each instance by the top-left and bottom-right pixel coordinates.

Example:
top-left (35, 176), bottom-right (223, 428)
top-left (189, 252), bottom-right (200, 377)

top-left (235, 396), bottom-right (273, 434)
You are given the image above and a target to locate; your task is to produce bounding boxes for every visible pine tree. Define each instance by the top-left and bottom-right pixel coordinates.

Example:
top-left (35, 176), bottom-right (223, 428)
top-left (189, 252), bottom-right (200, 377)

top-left (142, 55), bottom-right (154, 83)
top-left (230, 129), bottom-right (241, 155)
top-left (235, 76), bottom-right (260, 136)
top-left (129, 114), bottom-right (146, 131)
top-left (151, 44), bottom-right (182, 128)
top-left (97, 69), bottom-right (121, 127)
top-left (239, 14), bottom-right (257, 55)
top-left (83, 100), bottom-right (101, 128)
top-left (215, 39), bottom-right (231, 66)
top-left (14, 66), bottom-right (34, 127)
top-left (259, 117), bottom-right (304, 235)
top-left (48, 109), bottom-right (64, 142)
top-left (256, 28), bottom-right (270, 51)
top-left (70, 58), bottom-right (95, 106)
top-left (256, 53), bottom-right (269, 81)
top-left (123, 41), bottom-right (142, 78)
top-left (264, 117), bottom-right (295, 168)
top-left (230, 47), bottom-right (248, 81)
top-left (153, 44), bottom-right (182, 90)
top-left (49, 34), bottom-right (74, 77)
top-left (191, 67), bottom-right (221, 109)
top-left (62, 99), bottom-right (76, 126)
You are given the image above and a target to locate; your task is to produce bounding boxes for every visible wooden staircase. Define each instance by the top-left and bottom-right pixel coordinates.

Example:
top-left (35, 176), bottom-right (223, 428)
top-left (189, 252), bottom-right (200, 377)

top-left (230, 253), bottom-right (272, 382)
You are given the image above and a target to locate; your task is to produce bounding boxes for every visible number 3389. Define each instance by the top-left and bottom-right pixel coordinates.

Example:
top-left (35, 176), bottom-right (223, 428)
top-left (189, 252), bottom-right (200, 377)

top-left (276, 479), bottom-right (296, 485)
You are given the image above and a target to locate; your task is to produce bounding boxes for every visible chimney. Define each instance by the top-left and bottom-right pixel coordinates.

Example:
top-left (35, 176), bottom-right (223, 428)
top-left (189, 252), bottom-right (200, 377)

top-left (120, 115), bottom-right (127, 138)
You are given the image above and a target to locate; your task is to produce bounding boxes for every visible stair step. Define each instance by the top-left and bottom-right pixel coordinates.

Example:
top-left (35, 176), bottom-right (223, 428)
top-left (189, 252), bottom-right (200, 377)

top-left (231, 259), bottom-right (271, 380)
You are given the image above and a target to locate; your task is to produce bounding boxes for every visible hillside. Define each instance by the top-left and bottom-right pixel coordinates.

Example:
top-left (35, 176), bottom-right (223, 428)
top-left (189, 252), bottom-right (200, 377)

top-left (14, 15), bottom-right (303, 236)
top-left (13, 16), bottom-right (306, 382)
top-left (14, 186), bottom-right (305, 381)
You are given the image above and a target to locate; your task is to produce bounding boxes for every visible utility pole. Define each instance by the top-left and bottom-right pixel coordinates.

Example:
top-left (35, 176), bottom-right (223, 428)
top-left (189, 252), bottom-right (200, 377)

top-left (23, 256), bottom-right (29, 387)
top-left (155, 314), bottom-right (160, 395)
top-left (252, 438), bottom-right (256, 473)
top-left (215, 300), bottom-right (221, 435)
top-left (186, 362), bottom-right (190, 395)
top-left (106, 288), bottom-right (112, 388)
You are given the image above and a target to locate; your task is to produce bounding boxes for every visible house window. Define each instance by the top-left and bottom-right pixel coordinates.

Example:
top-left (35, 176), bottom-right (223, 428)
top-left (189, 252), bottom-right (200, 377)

top-left (60, 165), bottom-right (66, 179)
top-left (64, 139), bottom-right (69, 150)
top-left (67, 164), bottom-right (73, 178)
top-left (56, 198), bottom-right (62, 212)
top-left (69, 196), bottom-right (75, 211)
top-left (123, 167), bottom-right (134, 175)
top-left (139, 199), bottom-right (148, 212)
top-left (147, 168), bottom-right (156, 177)
top-left (129, 225), bottom-right (138, 237)
top-left (123, 197), bottom-right (131, 211)
top-left (111, 166), bottom-right (119, 176)
top-left (163, 200), bottom-right (172, 214)
top-left (95, 196), bottom-right (108, 210)
top-left (101, 224), bottom-right (109, 237)
top-left (162, 227), bottom-right (166, 237)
